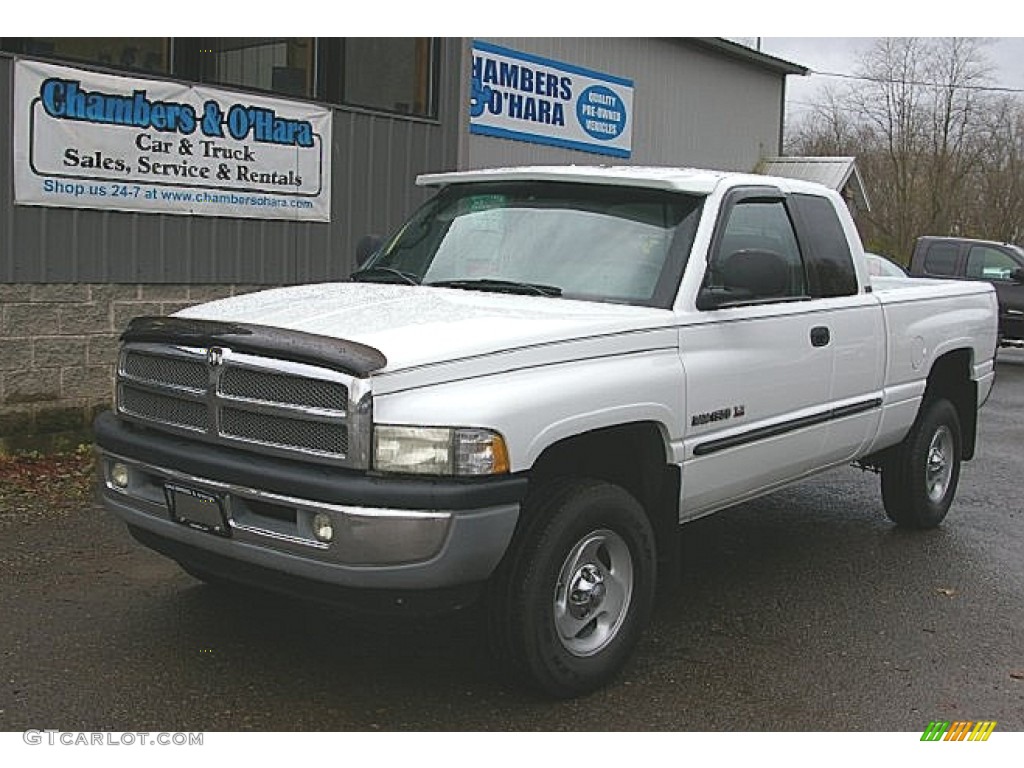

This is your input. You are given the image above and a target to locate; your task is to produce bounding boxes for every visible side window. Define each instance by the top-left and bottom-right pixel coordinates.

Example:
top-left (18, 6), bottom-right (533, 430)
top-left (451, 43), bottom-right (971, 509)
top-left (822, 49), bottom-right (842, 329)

top-left (923, 243), bottom-right (959, 276)
top-left (703, 200), bottom-right (807, 305)
top-left (966, 246), bottom-right (1019, 280)
top-left (790, 194), bottom-right (858, 297)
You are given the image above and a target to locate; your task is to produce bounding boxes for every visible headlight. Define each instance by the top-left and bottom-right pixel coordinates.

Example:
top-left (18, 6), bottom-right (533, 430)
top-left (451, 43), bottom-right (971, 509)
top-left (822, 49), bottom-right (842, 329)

top-left (373, 426), bottom-right (510, 476)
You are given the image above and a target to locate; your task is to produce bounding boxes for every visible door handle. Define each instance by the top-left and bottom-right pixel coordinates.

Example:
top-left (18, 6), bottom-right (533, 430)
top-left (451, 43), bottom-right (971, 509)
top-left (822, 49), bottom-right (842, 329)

top-left (810, 326), bottom-right (831, 347)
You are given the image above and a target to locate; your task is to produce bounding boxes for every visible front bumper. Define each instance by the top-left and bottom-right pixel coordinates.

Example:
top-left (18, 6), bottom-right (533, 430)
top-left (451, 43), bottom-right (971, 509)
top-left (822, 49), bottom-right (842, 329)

top-left (94, 411), bottom-right (526, 605)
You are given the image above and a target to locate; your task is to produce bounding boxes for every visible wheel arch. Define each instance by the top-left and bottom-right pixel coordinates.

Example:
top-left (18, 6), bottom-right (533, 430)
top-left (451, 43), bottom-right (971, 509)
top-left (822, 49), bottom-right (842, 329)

top-left (525, 421), bottom-right (681, 589)
top-left (923, 348), bottom-right (978, 460)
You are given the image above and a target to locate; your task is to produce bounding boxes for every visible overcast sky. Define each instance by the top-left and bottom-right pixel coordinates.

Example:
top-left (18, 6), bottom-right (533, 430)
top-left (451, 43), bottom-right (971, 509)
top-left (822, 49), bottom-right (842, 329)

top-left (750, 37), bottom-right (1024, 125)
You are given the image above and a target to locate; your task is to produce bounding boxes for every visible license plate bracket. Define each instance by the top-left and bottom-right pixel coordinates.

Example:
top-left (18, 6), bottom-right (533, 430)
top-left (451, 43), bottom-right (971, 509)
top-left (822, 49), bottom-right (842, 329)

top-left (165, 484), bottom-right (230, 537)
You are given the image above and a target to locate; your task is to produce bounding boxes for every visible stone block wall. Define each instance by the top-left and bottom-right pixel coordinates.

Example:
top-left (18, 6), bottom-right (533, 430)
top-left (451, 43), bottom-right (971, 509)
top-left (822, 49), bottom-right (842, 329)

top-left (0, 284), bottom-right (265, 453)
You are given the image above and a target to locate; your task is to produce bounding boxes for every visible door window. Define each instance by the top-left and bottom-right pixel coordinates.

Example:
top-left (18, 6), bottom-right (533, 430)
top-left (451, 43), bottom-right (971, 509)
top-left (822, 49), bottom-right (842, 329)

top-left (702, 200), bottom-right (807, 304)
top-left (966, 246), bottom-right (1020, 280)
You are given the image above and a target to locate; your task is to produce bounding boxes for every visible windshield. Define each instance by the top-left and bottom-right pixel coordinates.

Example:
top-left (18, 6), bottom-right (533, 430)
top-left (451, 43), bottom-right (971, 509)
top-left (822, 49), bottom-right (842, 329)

top-left (361, 182), bottom-right (704, 308)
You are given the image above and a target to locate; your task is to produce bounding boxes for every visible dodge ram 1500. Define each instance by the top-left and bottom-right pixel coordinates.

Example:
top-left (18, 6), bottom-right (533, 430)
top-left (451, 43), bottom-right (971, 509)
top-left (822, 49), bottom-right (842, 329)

top-left (95, 165), bottom-right (998, 697)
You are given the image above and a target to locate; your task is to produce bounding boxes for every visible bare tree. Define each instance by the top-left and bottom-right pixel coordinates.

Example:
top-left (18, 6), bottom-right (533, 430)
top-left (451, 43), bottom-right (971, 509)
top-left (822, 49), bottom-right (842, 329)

top-left (787, 37), bottom-right (1017, 261)
top-left (971, 98), bottom-right (1024, 242)
top-left (784, 86), bottom-right (858, 156)
top-left (920, 38), bottom-right (991, 236)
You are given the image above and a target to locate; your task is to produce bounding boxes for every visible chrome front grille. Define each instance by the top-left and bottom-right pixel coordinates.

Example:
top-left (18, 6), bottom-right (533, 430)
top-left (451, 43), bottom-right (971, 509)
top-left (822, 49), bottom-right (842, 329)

top-left (122, 352), bottom-right (207, 391)
top-left (220, 407), bottom-right (349, 455)
top-left (116, 343), bottom-right (370, 467)
top-left (219, 366), bottom-right (347, 411)
top-left (118, 385), bottom-right (211, 432)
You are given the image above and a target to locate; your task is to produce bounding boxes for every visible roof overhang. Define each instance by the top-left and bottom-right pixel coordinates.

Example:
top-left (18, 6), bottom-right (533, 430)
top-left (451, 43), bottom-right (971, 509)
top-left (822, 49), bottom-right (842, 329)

top-left (684, 38), bottom-right (809, 77)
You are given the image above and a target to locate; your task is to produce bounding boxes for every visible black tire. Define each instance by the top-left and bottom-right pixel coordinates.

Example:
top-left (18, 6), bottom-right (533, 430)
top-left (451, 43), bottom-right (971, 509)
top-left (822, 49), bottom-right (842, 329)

top-left (881, 397), bottom-right (962, 529)
top-left (487, 478), bottom-right (657, 698)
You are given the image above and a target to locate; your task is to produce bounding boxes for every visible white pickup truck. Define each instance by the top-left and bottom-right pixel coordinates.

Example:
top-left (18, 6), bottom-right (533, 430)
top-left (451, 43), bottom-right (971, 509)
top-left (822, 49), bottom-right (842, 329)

top-left (95, 165), bottom-right (998, 697)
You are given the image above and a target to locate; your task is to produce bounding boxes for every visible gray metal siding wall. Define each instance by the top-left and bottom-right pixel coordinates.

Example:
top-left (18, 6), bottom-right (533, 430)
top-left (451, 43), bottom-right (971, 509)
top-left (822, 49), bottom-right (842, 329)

top-left (0, 42), bottom-right (462, 285)
top-left (460, 38), bottom-right (785, 172)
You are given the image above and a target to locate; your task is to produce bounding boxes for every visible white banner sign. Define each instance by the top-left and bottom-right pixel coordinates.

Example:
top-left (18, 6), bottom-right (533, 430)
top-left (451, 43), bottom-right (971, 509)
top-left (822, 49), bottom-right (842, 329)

top-left (13, 60), bottom-right (332, 221)
top-left (469, 41), bottom-right (634, 158)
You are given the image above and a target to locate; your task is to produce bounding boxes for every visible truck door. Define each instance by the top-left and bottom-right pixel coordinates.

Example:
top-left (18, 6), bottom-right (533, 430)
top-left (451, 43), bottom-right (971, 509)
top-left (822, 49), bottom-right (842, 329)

top-left (680, 187), bottom-right (835, 517)
top-left (679, 188), bottom-right (885, 518)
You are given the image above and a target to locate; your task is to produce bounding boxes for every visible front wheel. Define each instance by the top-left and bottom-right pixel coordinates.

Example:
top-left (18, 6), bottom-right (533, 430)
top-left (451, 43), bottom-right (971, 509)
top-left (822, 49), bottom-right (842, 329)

top-left (487, 479), bottom-right (657, 698)
top-left (881, 397), bottom-right (962, 529)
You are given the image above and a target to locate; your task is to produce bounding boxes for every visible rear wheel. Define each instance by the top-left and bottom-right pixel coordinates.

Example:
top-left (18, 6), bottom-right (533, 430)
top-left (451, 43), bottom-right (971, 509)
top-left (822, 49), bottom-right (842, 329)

top-left (488, 479), bottom-right (657, 698)
top-left (881, 398), bottom-right (962, 529)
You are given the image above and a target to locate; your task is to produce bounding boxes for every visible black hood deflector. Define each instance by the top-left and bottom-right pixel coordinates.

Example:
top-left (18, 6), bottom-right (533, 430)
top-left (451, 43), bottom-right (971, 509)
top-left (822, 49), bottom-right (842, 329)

top-left (121, 316), bottom-right (387, 378)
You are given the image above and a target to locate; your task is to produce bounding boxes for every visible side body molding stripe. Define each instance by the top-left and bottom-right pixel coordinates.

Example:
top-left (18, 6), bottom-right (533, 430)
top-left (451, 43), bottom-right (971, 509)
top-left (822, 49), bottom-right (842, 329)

top-left (692, 397), bottom-right (883, 457)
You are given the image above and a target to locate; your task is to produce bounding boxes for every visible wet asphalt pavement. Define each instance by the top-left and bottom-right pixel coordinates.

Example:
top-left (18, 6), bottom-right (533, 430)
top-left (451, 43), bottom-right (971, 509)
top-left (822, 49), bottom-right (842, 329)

top-left (1, 353), bottom-right (1023, 732)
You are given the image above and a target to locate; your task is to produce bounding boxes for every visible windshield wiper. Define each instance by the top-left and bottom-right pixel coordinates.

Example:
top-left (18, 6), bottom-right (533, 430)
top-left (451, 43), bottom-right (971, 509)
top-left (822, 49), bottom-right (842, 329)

top-left (425, 278), bottom-right (562, 297)
top-left (349, 266), bottom-right (421, 285)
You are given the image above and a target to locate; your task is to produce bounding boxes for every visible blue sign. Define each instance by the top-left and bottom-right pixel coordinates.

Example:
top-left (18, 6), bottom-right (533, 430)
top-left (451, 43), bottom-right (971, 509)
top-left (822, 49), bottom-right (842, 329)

top-left (469, 41), bottom-right (634, 158)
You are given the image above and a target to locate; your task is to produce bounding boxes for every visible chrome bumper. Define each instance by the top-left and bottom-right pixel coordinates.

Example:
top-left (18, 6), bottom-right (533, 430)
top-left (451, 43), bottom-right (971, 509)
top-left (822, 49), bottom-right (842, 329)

top-left (97, 449), bottom-right (520, 591)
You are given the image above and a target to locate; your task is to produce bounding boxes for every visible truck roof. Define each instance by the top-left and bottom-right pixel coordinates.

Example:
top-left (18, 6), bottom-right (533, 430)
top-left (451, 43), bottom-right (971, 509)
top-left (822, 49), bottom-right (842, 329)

top-left (416, 165), bottom-right (836, 197)
top-left (916, 235), bottom-right (1021, 249)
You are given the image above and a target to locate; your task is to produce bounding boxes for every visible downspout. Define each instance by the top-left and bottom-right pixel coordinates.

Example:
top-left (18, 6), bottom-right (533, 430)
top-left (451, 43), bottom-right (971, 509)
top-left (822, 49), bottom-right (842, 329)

top-left (778, 75), bottom-right (787, 156)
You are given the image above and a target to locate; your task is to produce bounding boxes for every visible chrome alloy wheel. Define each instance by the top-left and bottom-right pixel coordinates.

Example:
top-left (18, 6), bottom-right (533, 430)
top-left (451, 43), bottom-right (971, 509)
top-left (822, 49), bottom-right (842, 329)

top-left (553, 529), bottom-right (634, 657)
top-left (926, 425), bottom-right (955, 503)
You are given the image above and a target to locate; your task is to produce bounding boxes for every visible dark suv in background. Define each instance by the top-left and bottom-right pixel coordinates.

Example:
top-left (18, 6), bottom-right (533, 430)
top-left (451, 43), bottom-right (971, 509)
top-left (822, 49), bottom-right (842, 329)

top-left (910, 236), bottom-right (1024, 346)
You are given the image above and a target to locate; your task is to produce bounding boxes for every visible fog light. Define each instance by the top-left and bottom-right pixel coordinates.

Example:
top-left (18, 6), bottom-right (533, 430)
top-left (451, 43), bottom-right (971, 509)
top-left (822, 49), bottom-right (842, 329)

top-left (312, 513), bottom-right (334, 544)
top-left (111, 462), bottom-right (130, 489)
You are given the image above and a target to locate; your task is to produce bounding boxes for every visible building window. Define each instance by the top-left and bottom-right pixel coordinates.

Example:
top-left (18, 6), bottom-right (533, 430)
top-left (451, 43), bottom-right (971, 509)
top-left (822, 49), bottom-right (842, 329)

top-left (342, 38), bottom-right (435, 116)
top-left (193, 38), bottom-right (315, 99)
top-left (2, 37), bottom-right (170, 74)
top-left (3, 37), bottom-right (439, 119)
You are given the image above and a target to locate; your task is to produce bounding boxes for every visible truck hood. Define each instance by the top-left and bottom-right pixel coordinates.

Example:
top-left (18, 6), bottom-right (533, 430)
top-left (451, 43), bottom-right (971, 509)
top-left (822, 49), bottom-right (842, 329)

top-left (174, 282), bottom-right (674, 373)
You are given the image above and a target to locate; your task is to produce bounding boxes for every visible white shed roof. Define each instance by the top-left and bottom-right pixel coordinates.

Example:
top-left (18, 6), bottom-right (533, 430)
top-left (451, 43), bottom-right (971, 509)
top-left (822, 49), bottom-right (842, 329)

top-left (756, 156), bottom-right (871, 212)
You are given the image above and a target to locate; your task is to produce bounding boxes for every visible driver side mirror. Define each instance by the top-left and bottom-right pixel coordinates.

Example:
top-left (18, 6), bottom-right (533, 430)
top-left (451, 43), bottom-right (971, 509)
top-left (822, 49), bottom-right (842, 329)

top-left (696, 248), bottom-right (791, 310)
top-left (355, 234), bottom-right (384, 268)
top-left (1011, 267), bottom-right (1024, 285)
